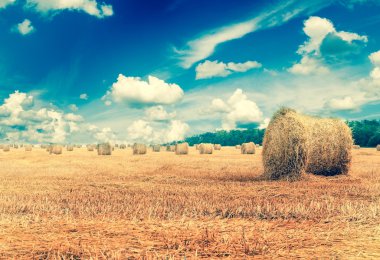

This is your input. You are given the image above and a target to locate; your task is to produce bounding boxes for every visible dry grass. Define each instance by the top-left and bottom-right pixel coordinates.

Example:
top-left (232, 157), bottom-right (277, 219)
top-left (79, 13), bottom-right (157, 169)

top-left (0, 147), bottom-right (379, 259)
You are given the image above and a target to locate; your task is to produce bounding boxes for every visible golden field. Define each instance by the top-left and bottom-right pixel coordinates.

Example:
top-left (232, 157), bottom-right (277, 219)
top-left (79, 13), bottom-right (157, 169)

top-left (0, 147), bottom-right (379, 259)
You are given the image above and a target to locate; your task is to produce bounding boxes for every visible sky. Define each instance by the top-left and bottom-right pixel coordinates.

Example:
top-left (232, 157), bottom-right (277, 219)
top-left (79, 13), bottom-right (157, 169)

top-left (0, 0), bottom-right (380, 144)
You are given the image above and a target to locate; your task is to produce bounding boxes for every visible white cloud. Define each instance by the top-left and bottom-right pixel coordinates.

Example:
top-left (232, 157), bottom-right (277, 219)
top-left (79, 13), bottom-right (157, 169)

top-left (259, 118), bottom-right (270, 129)
top-left (14, 19), bottom-right (35, 35)
top-left (288, 56), bottom-right (329, 75)
top-left (26, 0), bottom-right (113, 18)
top-left (145, 106), bottom-right (176, 121)
top-left (327, 96), bottom-right (358, 111)
top-left (68, 104), bottom-right (78, 111)
top-left (196, 60), bottom-right (262, 79)
top-left (210, 89), bottom-right (263, 130)
top-left (93, 127), bottom-right (116, 143)
top-left (64, 113), bottom-right (83, 122)
top-left (166, 120), bottom-right (189, 143)
top-left (0, 0), bottom-right (15, 9)
top-left (103, 74), bottom-right (184, 106)
top-left (79, 93), bottom-right (88, 100)
top-left (369, 50), bottom-right (380, 67)
top-left (175, 1), bottom-right (329, 68)
top-left (290, 16), bottom-right (367, 75)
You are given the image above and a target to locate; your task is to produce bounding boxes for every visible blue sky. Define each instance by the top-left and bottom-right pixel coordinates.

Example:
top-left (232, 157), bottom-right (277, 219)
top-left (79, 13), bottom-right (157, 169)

top-left (0, 0), bottom-right (380, 144)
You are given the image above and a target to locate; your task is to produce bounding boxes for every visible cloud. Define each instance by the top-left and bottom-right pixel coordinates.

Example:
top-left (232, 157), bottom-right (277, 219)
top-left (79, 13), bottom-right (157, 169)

top-left (26, 0), bottom-right (113, 18)
top-left (327, 96), bottom-right (358, 111)
top-left (175, 0), bottom-right (330, 68)
top-left (145, 106), bottom-right (176, 121)
top-left (259, 118), bottom-right (270, 129)
top-left (195, 60), bottom-right (262, 79)
top-left (14, 19), bottom-right (35, 35)
top-left (79, 93), bottom-right (88, 100)
top-left (102, 74), bottom-right (184, 106)
top-left (288, 56), bottom-right (329, 75)
top-left (209, 89), bottom-right (263, 130)
top-left (0, 0), bottom-right (15, 9)
top-left (369, 50), bottom-right (380, 67)
top-left (290, 16), bottom-right (368, 75)
top-left (68, 104), bottom-right (78, 112)
top-left (64, 113), bottom-right (83, 122)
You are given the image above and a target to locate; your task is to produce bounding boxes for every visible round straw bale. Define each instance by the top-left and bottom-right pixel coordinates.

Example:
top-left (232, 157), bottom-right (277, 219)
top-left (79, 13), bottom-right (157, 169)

top-left (0, 144), bottom-right (3, 149)
top-left (235, 145), bottom-right (241, 149)
top-left (87, 145), bottom-right (94, 151)
top-left (353, 145), bottom-right (360, 149)
top-left (3, 144), bottom-right (10, 152)
top-left (152, 145), bottom-right (161, 152)
top-left (262, 108), bottom-right (352, 180)
top-left (199, 143), bottom-right (213, 154)
top-left (376, 144), bottom-right (380, 151)
top-left (67, 145), bottom-right (74, 151)
top-left (119, 144), bottom-right (126, 149)
top-left (241, 142), bottom-right (256, 154)
top-left (133, 143), bottom-right (147, 155)
top-left (25, 144), bottom-right (32, 152)
top-left (175, 142), bottom-right (189, 155)
top-left (97, 143), bottom-right (112, 155)
top-left (14, 144), bottom-right (19, 149)
top-left (50, 145), bottom-right (62, 155)
top-left (214, 144), bottom-right (222, 150)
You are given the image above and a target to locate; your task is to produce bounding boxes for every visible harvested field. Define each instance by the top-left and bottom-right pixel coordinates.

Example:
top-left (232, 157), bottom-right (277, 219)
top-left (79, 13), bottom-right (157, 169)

top-left (0, 147), bottom-right (379, 258)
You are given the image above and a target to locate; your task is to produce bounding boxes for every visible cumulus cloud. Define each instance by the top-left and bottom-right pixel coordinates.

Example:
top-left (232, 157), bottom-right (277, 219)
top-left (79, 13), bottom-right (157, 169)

top-left (14, 19), bottom-right (35, 35)
top-left (64, 113), bottom-right (83, 122)
top-left (0, 0), bottom-right (15, 9)
top-left (327, 96), bottom-right (357, 111)
top-left (145, 106), bottom-right (176, 121)
top-left (79, 93), bottom-right (88, 100)
top-left (195, 60), bottom-right (262, 79)
top-left (290, 16), bottom-right (367, 75)
top-left (210, 89), bottom-right (263, 130)
top-left (68, 104), bottom-right (78, 112)
top-left (102, 74), bottom-right (184, 106)
top-left (26, 0), bottom-right (113, 18)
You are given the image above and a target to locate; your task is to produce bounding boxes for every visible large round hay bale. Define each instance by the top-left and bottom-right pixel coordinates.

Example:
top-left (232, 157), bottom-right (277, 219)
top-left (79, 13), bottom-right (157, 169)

top-left (241, 142), bottom-right (255, 154)
top-left (152, 145), bottom-right (161, 152)
top-left (199, 143), bottom-right (213, 154)
top-left (25, 144), bottom-right (32, 152)
top-left (133, 143), bottom-right (147, 155)
top-left (214, 144), bottom-right (222, 150)
top-left (67, 145), bottom-right (74, 151)
top-left (353, 145), bottom-right (360, 149)
top-left (14, 144), bottom-right (19, 149)
top-left (175, 142), bottom-right (189, 155)
top-left (376, 144), bottom-right (380, 151)
top-left (235, 145), bottom-right (241, 149)
top-left (119, 144), bottom-right (126, 149)
top-left (50, 145), bottom-right (62, 155)
top-left (98, 143), bottom-right (112, 155)
top-left (263, 108), bottom-right (352, 180)
top-left (3, 145), bottom-right (10, 152)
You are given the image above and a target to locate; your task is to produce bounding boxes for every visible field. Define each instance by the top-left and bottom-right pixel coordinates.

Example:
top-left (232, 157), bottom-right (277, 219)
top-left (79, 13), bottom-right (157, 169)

top-left (0, 146), bottom-right (379, 259)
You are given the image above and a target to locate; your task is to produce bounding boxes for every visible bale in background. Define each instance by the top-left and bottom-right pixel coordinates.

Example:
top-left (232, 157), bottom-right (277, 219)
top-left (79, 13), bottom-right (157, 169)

top-left (87, 145), bottom-right (94, 151)
top-left (25, 144), bottom-right (32, 152)
top-left (214, 144), bottom-right (222, 150)
top-left (133, 143), bottom-right (147, 155)
top-left (120, 144), bottom-right (126, 149)
top-left (152, 145), bottom-right (161, 152)
top-left (376, 144), bottom-right (380, 151)
top-left (166, 145), bottom-right (175, 152)
top-left (97, 143), bottom-right (112, 155)
top-left (175, 143), bottom-right (189, 155)
top-left (3, 145), bottom-right (10, 152)
top-left (353, 145), bottom-right (360, 149)
top-left (235, 145), bottom-right (241, 149)
top-left (14, 144), bottom-right (19, 149)
top-left (50, 145), bottom-right (62, 155)
top-left (67, 145), bottom-right (74, 151)
top-left (195, 144), bottom-right (200, 150)
top-left (262, 108), bottom-right (352, 180)
top-left (199, 143), bottom-right (213, 154)
top-left (241, 142), bottom-right (255, 154)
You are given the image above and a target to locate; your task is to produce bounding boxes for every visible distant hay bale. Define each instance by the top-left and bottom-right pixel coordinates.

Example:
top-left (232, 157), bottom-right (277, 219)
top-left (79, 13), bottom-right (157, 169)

top-left (166, 145), bottom-right (175, 152)
top-left (152, 145), bottom-right (161, 152)
top-left (353, 145), bottom-right (360, 149)
top-left (235, 145), bottom-right (241, 149)
top-left (376, 144), bottom-right (380, 151)
top-left (199, 143), bottom-right (213, 154)
top-left (87, 145), bottom-right (94, 151)
top-left (115, 144), bottom-right (119, 148)
top-left (133, 143), bottom-right (147, 155)
top-left (175, 142), bottom-right (189, 155)
top-left (195, 144), bottom-right (200, 150)
top-left (0, 144), bottom-right (3, 149)
top-left (119, 144), bottom-right (126, 149)
top-left (3, 145), bottom-right (10, 152)
top-left (97, 143), bottom-right (112, 155)
top-left (241, 142), bottom-right (256, 154)
top-left (67, 145), bottom-right (74, 151)
top-left (25, 145), bottom-right (32, 152)
top-left (214, 144), bottom-right (222, 150)
top-left (262, 108), bottom-right (352, 180)
top-left (76, 145), bottom-right (82, 148)
top-left (14, 144), bottom-right (19, 149)
top-left (50, 145), bottom-right (62, 155)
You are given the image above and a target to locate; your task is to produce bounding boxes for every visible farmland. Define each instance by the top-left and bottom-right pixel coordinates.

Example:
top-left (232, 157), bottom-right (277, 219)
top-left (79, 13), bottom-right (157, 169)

top-left (0, 147), bottom-right (379, 258)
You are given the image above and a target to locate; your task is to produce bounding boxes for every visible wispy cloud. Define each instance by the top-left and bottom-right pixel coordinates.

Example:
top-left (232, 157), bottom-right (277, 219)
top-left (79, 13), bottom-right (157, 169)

top-left (175, 0), bottom-right (331, 68)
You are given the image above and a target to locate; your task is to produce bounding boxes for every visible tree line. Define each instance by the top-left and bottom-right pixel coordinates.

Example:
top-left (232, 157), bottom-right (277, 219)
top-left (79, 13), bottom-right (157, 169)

top-left (183, 120), bottom-right (380, 147)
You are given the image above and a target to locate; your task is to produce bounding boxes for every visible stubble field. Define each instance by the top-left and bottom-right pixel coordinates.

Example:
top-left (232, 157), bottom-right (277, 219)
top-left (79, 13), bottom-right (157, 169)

top-left (0, 147), bottom-right (379, 259)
